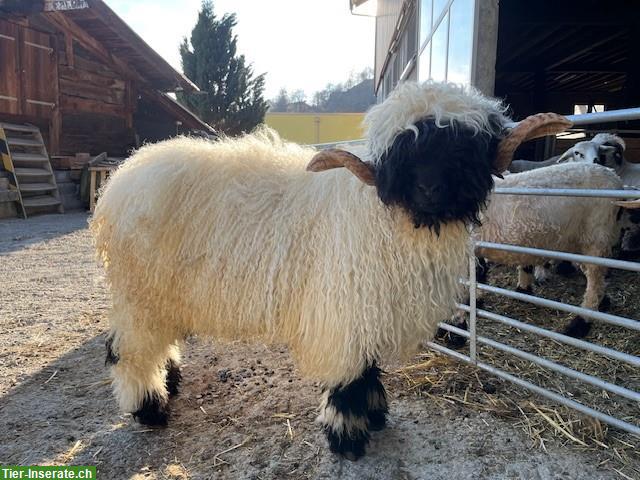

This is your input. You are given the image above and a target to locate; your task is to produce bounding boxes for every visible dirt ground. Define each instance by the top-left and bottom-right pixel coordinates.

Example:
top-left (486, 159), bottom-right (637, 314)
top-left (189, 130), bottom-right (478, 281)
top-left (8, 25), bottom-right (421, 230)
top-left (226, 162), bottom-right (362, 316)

top-left (0, 212), bottom-right (636, 479)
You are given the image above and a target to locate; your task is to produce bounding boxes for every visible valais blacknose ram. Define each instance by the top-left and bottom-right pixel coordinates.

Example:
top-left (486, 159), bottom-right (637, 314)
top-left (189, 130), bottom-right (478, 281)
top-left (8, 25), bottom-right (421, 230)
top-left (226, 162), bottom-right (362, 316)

top-left (91, 82), bottom-right (571, 460)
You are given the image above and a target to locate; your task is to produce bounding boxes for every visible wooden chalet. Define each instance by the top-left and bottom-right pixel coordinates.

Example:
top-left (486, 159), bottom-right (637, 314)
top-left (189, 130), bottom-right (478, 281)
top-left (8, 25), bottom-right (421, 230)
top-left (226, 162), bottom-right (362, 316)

top-left (0, 0), bottom-right (214, 158)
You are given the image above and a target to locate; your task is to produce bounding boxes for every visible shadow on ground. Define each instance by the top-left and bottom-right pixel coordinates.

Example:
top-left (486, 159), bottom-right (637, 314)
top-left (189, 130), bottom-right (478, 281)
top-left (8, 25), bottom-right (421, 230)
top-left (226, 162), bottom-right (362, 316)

top-left (0, 212), bottom-right (88, 255)
top-left (0, 333), bottom-right (620, 480)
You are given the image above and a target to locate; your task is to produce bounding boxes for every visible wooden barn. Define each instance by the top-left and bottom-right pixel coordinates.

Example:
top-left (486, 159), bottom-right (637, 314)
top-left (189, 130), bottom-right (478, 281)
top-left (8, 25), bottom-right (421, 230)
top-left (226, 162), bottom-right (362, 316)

top-left (0, 0), bottom-right (214, 218)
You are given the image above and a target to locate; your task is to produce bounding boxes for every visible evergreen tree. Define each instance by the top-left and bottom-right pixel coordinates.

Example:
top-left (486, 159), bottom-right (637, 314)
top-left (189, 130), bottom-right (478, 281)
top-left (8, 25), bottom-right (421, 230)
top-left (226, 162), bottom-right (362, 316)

top-left (178, 1), bottom-right (268, 135)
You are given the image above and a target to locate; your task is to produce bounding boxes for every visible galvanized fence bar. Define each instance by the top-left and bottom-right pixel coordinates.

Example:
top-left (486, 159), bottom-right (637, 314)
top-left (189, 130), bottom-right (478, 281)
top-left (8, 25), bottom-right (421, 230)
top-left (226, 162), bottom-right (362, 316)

top-left (504, 107), bottom-right (640, 128)
top-left (426, 341), bottom-right (640, 437)
top-left (494, 187), bottom-right (640, 198)
top-left (468, 255), bottom-right (477, 363)
top-left (437, 322), bottom-right (640, 403)
top-left (475, 241), bottom-right (640, 272)
top-left (456, 304), bottom-right (640, 368)
top-left (473, 282), bottom-right (640, 331)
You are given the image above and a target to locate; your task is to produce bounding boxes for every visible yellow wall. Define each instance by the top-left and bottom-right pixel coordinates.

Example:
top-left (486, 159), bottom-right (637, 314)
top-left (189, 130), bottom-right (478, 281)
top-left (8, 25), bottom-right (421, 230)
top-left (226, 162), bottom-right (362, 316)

top-left (265, 113), bottom-right (365, 144)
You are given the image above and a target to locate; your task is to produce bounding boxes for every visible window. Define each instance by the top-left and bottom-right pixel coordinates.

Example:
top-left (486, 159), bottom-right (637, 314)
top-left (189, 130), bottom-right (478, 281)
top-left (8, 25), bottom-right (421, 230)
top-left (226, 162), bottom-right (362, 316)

top-left (447, 0), bottom-right (474, 84)
top-left (430, 12), bottom-right (448, 82)
top-left (419, 0), bottom-right (433, 47)
top-left (433, 0), bottom-right (450, 22)
top-left (418, 41), bottom-right (431, 80)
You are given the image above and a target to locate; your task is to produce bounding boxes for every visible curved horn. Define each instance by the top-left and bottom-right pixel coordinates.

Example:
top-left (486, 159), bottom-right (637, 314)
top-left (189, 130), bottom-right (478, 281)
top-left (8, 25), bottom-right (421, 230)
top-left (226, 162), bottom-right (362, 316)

top-left (306, 148), bottom-right (376, 186)
top-left (494, 113), bottom-right (573, 173)
top-left (616, 199), bottom-right (640, 209)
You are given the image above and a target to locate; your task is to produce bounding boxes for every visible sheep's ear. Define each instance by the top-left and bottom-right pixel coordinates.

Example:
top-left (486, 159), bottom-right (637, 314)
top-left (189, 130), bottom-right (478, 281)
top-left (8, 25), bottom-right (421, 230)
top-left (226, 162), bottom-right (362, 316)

top-left (307, 149), bottom-right (376, 185)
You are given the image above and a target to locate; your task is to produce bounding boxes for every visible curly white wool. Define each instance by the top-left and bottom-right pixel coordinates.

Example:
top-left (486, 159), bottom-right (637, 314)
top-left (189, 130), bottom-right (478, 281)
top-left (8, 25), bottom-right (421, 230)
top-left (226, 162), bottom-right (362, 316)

top-left (364, 81), bottom-right (508, 163)
top-left (91, 128), bottom-right (471, 405)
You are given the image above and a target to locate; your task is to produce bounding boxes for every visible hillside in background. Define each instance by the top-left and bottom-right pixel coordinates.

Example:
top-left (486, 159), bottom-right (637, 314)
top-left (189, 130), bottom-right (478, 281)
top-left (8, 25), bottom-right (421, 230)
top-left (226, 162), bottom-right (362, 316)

top-left (270, 69), bottom-right (376, 113)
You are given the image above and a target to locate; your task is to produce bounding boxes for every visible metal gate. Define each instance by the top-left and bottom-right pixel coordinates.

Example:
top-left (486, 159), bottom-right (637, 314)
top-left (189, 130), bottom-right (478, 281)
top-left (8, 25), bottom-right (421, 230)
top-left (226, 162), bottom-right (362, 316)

top-left (429, 107), bottom-right (640, 437)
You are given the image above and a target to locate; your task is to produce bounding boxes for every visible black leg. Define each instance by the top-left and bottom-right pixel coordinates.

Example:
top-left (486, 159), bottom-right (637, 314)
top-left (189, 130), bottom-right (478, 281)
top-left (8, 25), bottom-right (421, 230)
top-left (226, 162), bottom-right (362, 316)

top-left (556, 261), bottom-right (577, 277)
top-left (564, 316), bottom-right (591, 338)
top-left (364, 365), bottom-right (388, 432)
top-left (166, 359), bottom-right (182, 397)
top-left (319, 364), bottom-right (387, 461)
top-left (133, 393), bottom-right (170, 426)
top-left (598, 295), bottom-right (611, 312)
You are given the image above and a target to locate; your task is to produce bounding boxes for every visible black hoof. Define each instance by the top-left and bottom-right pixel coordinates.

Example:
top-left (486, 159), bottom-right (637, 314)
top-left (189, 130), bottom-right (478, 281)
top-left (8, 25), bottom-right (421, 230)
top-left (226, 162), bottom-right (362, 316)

top-left (555, 261), bottom-right (577, 277)
top-left (515, 286), bottom-right (533, 294)
top-left (166, 359), bottom-right (182, 397)
top-left (598, 295), bottom-right (611, 312)
top-left (564, 316), bottom-right (591, 338)
top-left (133, 394), bottom-right (169, 426)
top-left (326, 427), bottom-right (369, 461)
top-left (368, 409), bottom-right (387, 431)
top-left (444, 332), bottom-right (467, 350)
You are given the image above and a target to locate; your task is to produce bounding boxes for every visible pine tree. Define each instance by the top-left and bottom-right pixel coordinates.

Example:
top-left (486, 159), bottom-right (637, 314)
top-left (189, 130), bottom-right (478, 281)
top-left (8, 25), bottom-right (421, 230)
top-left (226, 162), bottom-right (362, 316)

top-left (178, 1), bottom-right (268, 135)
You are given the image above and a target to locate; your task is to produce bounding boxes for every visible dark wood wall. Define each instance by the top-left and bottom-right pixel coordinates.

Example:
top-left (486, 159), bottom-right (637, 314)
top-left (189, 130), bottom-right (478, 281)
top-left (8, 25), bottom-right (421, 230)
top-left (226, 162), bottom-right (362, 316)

top-left (56, 41), bottom-right (136, 156)
top-left (1, 17), bottom-right (138, 157)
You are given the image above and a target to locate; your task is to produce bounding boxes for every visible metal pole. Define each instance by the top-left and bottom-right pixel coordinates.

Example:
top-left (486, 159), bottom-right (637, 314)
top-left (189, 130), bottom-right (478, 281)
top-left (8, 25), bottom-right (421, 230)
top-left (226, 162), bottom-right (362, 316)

top-left (475, 241), bottom-right (640, 273)
top-left (493, 188), bottom-right (640, 199)
top-left (456, 304), bottom-right (640, 368)
top-left (437, 322), bottom-right (640, 403)
top-left (469, 253), bottom-right (477, 363)
top-left (472, 282), bottom-right (640, 331)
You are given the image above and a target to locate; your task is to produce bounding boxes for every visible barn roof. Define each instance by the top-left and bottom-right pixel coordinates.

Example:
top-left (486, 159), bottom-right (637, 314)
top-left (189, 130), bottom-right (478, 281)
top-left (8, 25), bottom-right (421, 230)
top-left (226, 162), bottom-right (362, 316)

top-left (0, 0), bottom-right (198, 93)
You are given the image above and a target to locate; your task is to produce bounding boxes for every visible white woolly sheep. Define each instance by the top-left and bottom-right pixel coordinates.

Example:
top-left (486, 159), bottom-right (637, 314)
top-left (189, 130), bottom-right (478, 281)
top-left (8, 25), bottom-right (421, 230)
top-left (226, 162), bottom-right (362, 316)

top-left (91, 82), bottom-right (571, 460)
top-left (475, 163), bottom-right (624, 338)
top-left (508, 137), bottom-right (617, 173)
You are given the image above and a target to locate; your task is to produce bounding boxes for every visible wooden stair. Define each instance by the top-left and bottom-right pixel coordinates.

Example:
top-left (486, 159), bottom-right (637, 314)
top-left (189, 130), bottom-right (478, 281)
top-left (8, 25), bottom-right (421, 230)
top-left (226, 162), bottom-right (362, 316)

top-left (0, 122), bottom-right (63, 218)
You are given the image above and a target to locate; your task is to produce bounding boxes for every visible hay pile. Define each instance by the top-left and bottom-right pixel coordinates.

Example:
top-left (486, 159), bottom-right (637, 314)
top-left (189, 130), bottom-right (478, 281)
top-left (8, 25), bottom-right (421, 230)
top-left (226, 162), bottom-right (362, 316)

top-left (392, 263), bottom-right (640, 479)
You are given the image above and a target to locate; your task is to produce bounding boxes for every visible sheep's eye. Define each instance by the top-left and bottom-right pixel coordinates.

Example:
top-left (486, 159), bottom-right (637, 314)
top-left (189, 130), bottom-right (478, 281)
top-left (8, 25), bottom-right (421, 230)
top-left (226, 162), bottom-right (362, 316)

top-left (575, 151), bottom-right (583, 158)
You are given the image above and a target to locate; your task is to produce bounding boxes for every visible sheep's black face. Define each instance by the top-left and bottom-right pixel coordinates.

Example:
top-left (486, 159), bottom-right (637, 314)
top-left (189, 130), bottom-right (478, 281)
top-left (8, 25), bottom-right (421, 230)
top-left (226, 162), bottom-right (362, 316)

top-left (375, 118), bottom-right (498, 231)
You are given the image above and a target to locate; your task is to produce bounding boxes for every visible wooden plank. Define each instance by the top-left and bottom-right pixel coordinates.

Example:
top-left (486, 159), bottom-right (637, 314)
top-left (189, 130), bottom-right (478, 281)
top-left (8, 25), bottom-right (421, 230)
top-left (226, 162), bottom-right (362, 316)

top-left (59, 95), bottom-right (127, 116)
top-left (0, 20), bottom-right (19, 115)
top-left (89, 169), bottom-right (96, 212)
top-left (21, 26), bottom-right (57, 118)
top-left (59, 64), bottom-right (125, 89)
top-left (59, 77), bottom-right (125, 105)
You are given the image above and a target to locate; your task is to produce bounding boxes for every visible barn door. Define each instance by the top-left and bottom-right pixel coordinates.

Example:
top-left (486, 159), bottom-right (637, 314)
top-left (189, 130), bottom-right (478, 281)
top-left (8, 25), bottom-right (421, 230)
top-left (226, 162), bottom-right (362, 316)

top-left (21, 26), bottom-right (57, 118)
top-left (0, 20), bottom-right (57, 118)
top-left (0, 21), bottom-right (19, 115)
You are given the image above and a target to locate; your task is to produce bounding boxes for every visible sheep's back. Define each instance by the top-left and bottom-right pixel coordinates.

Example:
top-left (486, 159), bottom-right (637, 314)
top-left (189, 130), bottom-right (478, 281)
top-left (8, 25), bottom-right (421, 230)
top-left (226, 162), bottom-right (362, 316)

top-left (477, 163), bottom-right (622, 264)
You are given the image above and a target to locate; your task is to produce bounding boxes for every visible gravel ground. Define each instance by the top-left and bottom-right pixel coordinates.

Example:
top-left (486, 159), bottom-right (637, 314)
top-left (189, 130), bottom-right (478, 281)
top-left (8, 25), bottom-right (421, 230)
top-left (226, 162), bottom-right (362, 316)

top-left (0, 212), bottom-right (627, 479)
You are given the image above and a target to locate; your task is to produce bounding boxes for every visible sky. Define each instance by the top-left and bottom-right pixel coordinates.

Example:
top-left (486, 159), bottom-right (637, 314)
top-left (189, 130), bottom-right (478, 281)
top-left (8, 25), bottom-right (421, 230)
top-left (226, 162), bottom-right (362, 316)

top-left (106, 0), bottom-right (375, 99)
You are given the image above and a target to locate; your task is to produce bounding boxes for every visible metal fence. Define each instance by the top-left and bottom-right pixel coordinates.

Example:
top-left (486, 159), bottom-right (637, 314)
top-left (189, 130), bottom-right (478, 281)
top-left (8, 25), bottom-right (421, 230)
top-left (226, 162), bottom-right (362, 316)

top-left (430, 107), bottom-right (640, 437)
top-left (315, 106), bottom-right (640, 436)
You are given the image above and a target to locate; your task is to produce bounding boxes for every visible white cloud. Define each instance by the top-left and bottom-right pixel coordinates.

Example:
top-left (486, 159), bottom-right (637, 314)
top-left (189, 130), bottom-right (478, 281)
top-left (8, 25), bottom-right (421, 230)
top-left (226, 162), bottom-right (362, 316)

top-left (106, 0), bottom-right (375, 98)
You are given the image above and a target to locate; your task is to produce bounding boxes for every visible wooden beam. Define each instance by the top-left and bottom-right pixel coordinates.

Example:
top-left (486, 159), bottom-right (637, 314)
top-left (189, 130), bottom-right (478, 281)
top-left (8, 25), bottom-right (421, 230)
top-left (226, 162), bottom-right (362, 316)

top-left (501, 30), bottom-right (628, 72)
